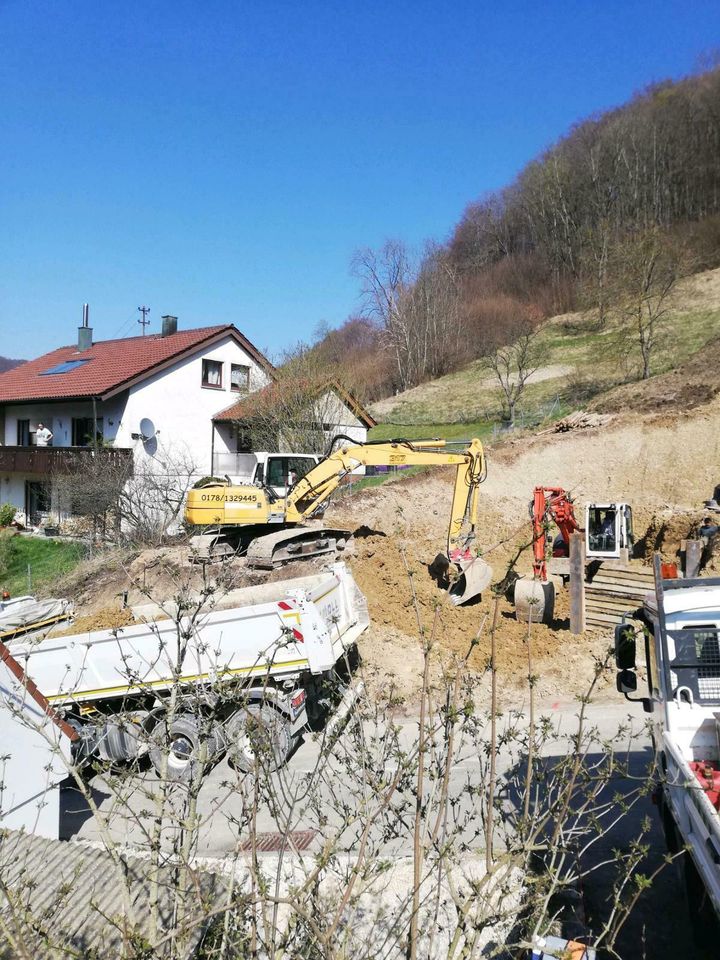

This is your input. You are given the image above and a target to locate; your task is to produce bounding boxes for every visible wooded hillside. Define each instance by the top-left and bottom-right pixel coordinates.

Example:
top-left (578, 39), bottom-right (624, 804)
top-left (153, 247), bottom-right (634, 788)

top-left (309, 65), bottom-right (720, 402)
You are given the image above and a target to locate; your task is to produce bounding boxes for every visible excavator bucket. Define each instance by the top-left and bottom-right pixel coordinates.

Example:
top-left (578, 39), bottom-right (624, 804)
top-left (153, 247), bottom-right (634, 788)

top-left (514, 577), bottom-right (555, 624)
top-left (448, 556), bottom-right (493, 606)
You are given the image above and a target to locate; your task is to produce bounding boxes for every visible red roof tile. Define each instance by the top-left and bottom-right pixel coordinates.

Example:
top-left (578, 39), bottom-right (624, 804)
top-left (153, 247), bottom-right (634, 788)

top-left (0, 325), bottom-right (274, 403)
top-left (213, 378), bottom-right (376, 428)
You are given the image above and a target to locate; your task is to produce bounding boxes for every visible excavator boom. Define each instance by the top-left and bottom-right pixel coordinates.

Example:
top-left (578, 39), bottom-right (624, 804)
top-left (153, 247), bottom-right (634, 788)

top-left (515, 486), bottom-right (579, 624)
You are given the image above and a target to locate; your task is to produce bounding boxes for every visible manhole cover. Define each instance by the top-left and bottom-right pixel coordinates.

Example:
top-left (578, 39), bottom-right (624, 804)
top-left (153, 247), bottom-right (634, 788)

top-left (240, 830), bottom-right (316, 853)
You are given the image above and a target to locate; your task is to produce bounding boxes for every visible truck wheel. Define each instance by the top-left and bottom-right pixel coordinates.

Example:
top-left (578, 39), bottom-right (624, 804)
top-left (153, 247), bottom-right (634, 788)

top-left (683, 851), bottom-right (720, 955)
top-left (149, 714), bottom-right (220, 783)
top-left (226, 703), bottom-right (293, 773)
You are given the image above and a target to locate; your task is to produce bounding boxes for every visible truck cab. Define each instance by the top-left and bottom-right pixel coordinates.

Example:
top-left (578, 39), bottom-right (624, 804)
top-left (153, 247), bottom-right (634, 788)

top-left (616, 562), bottom-right (720, 933)
top-left (229, 452), bottom-right (321, 498)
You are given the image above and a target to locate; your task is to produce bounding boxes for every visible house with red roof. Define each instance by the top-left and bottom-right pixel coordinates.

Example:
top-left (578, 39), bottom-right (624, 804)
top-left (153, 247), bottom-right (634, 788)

top-left (0, 314), bottom-right (375, 528)
top-left (0, 314), bottom-right (274, 524)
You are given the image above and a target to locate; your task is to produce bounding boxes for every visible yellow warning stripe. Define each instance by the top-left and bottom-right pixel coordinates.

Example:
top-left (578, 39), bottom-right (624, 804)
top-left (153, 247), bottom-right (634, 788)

top-left (0, 613), bottom-right (71, 640)
top-left (44, 657), bottom-right (310, 703)
top-left (311, 583), bottom-right (339, 603)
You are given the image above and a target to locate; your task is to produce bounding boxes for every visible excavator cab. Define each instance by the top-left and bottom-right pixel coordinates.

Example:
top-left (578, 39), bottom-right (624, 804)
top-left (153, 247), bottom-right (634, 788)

top-left (585, 503), bottom-right (633, 559)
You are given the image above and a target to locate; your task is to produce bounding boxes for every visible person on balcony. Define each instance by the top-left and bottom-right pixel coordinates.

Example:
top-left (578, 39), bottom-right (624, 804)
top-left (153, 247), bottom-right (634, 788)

top-left (34, 423), bottom-right (53, 446)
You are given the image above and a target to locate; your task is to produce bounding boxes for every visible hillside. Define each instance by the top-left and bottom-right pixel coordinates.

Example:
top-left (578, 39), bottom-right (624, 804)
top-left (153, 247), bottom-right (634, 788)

top-left (368, 265), bottom-right (720, 432)
top-left (0, 356), bottom-right (24, 374)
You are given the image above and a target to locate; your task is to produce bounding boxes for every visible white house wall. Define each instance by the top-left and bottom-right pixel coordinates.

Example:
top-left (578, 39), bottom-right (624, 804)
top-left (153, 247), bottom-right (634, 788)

top-left (116, 334), bottom-right (271, 476)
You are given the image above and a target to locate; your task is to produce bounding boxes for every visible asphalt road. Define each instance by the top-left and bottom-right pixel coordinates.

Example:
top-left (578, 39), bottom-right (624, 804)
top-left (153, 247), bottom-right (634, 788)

top-left (61, 696), bottom-right (702, 958)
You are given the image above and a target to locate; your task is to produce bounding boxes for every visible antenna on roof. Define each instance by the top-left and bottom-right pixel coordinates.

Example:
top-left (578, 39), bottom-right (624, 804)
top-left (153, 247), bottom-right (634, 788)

top-left (137, 305), bottom-right (150, 335)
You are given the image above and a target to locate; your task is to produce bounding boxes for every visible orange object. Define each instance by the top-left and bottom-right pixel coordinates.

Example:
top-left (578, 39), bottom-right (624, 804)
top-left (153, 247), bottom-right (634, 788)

top-left (567, 943), bottom-right (590, 960)
top-left (661, 561), bottom-right (678, 579)
top-left (529, 486), bottom-right (580, 582)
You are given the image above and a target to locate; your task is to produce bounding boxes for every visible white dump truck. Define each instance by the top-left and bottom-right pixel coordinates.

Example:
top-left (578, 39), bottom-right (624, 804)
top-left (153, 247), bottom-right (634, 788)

top-left (615, 556), bottom-right (720, 941)
top-left (0, 562), bottom-right (368, 838)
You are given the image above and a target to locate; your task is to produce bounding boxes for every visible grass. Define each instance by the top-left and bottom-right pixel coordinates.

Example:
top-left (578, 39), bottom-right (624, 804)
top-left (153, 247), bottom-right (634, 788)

top-left (368, 420), bottom-right (495, 442)
top-left (369, 298), bottom-right (720, 429)
top-left (0, 534), bottom-right (87, 597)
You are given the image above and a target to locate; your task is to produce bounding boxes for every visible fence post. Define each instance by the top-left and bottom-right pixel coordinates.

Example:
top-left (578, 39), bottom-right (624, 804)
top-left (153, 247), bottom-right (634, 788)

top-left (569, 533), bottom-right (585, 635)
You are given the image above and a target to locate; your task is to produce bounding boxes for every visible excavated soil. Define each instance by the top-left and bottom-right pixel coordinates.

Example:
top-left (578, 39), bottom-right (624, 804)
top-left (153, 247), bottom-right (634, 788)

top-left (51, 606), bottom-right (136, 637)
top-left (36, 390), bottom-right (720, 705)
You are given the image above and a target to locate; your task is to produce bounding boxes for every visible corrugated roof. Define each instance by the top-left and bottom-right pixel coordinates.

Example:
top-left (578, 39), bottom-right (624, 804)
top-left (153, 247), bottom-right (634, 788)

top-left (0, 325), bottom-right (274, 403)
top-left (0, 828), bottom-right (225, 958)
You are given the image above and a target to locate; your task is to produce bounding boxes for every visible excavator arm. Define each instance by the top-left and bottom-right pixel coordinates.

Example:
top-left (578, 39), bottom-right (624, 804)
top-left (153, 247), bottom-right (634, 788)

top-left (285, 437), bottom-right (487, 558)
top-left (515, 486), bottom-right (580, 624)
top-left (530, 486), bottom-right (580, 580)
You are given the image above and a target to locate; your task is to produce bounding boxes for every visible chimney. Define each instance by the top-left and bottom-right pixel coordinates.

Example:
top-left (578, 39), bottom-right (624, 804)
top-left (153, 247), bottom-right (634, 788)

top-left (161, 315), bottom-right (178, 337)
top-left (77, 302), bottom-right (93, 351)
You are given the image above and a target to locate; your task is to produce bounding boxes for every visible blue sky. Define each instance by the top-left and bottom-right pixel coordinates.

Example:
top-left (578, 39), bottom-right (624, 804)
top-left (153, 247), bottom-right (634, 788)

top-left (0, 1), bottom-right (718, 359)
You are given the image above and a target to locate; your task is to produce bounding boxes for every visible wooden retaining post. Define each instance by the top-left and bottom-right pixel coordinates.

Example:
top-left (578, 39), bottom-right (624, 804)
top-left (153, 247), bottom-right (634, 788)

top-left (569, 532), bottom-right (586, 635)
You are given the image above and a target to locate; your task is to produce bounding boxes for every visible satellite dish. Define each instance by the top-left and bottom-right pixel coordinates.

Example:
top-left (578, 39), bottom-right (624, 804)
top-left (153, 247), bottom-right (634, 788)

top-left (139, 418), bottom-right (156, 441)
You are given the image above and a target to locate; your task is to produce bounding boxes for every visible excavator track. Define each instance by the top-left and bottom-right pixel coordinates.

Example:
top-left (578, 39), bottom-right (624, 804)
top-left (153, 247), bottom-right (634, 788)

top-left (246, 527), bottom-right (351, 569)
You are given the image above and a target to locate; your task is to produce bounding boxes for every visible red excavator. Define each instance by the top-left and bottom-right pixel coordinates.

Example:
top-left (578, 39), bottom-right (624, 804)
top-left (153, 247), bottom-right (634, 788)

top-left (513, 486), bottom-right (580, 624)
top-left (514, 487), bottom-right (635, 622)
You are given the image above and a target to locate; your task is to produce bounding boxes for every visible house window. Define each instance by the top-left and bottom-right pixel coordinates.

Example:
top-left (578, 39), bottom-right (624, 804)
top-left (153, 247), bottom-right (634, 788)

top-left (202, 359), bottom-right (223, 388)
top-left (17, 419), bottom-right (30, 446)
top-left (233, 425), bottom-right (252, 452)
top-left (230, 363), bottom-right (250, 393)
top-left (72, 417), bottom-right (103, 447)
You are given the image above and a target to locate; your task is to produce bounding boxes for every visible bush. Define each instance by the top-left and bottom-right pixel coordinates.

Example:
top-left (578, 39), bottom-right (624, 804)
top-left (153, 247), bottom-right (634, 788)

top-left (0, 528), bottom-right (17, 580)
top-left (0, 503), bottom-right (17, 527)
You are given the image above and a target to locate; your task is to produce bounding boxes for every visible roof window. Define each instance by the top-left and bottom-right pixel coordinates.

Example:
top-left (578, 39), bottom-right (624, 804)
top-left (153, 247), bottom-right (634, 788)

top-left (40, 359), bottom-right (91, 376)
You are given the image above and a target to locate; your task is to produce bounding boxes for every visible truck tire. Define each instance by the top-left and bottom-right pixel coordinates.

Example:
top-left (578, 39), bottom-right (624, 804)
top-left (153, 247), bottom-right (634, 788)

top-left (226, 703), bottom-right (293, 773)
top-left (149, 714), bottom-right (221, 783)
top-left (683, 850), bottom-right (720, 956)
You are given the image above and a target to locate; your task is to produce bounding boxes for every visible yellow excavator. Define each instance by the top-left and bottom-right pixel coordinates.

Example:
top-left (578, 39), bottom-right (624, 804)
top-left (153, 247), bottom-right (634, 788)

top-left (185, 436), bottom-right (492, 605)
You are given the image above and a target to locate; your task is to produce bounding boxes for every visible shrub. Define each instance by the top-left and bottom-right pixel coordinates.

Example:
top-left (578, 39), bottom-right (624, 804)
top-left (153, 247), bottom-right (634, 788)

top-left (0, 528), bottom-right (17, 579)
top-left (0, 503), bottom-right (16, 527)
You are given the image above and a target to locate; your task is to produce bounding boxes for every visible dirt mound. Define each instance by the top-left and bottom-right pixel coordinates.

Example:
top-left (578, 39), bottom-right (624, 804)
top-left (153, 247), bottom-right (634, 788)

top-left (591, 337), bottom-right (720, 415)
top-left (348, 535), bottom-right (593, 686)
top-left (634, 510), bottom-right (707, 562)
top-left (52, 606), bottom-right (136, 636)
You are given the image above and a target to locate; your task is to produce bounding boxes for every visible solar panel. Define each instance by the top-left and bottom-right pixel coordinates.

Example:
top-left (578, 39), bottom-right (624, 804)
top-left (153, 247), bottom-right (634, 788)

top-left (39, 359), bottom-right (90, 376)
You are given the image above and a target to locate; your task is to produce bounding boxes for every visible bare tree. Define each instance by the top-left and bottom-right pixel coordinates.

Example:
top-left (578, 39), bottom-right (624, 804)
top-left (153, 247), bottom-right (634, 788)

top-left (609, 229), bottom-right (687, 379)
top-left (55, 444), bottom-right (200, 545)
top-left (352, 240), bottom-right (465, 390)
top-left (0, 551), bottom-right (673, 958)
top-left (229, 343), bottom-right (356, 454)
top-left (487, 317), bottom-right (544, 427)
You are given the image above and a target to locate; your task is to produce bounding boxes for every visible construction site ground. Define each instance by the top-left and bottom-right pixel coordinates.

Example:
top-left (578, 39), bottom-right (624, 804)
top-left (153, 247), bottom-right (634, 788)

top-left (46, 383), bottom-right (720, 709)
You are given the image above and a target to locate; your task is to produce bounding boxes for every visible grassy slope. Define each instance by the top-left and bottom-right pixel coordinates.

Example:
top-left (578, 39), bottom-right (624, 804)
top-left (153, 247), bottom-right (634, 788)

top-left (0, 535), bottom-right (87, 597)
top-left (368, 267), bottom-right (720, 434)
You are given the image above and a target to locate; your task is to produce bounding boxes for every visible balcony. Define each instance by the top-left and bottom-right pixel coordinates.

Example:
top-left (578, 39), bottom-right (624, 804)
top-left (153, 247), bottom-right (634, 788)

top-left (212, 452), bottom-right (258, 479)
top-left (0, 446), bottom-right (134, 476)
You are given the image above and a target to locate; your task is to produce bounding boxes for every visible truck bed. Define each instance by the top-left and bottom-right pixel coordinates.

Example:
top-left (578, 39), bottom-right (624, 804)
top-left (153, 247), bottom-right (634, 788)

top-left (8, 562), bottom-right (369, 707)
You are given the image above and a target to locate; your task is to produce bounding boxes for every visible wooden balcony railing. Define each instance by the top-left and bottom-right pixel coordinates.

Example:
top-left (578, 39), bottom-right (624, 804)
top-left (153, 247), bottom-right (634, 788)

top-left (0, 446), bottom-right (133, 476)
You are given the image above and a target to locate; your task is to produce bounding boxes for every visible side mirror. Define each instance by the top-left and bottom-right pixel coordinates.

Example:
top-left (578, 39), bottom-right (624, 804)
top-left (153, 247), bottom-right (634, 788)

top-left (614, 623), bottom-right (637, 670)
top-left (617, 669), bottom-right (638, 694)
